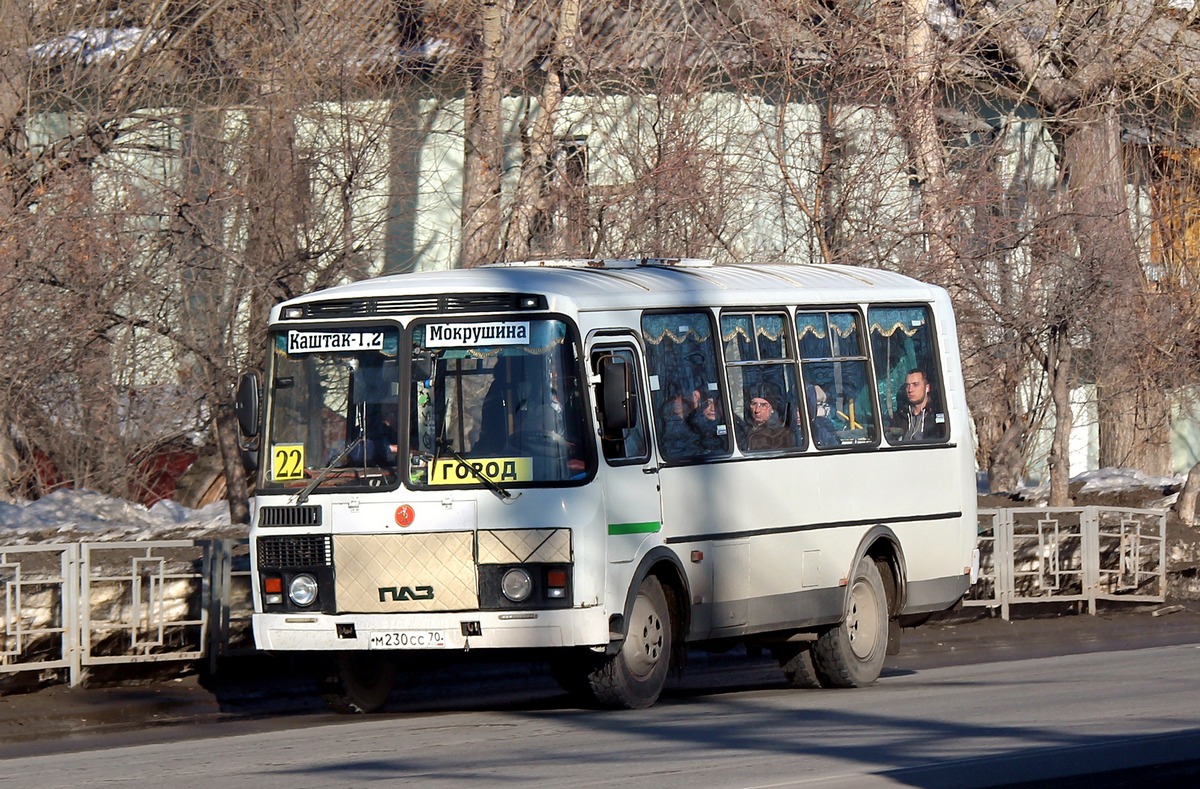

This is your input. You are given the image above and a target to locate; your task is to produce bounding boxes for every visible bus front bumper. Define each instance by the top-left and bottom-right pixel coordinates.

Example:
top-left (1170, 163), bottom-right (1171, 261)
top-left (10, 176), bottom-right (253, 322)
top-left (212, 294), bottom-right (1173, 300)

top-left (253, 607), bottom-right (611, 652)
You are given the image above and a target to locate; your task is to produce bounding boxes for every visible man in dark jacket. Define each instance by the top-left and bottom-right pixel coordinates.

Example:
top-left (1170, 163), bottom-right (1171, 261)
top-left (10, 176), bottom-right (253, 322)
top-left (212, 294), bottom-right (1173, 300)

top-left (889, 369), bottom-right (945, 442)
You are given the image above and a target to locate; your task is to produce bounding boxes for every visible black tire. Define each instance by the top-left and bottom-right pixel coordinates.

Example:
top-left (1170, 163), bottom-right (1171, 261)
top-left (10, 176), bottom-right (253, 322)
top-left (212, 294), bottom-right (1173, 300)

top-left (322, 651), bottom-right (396, 714)
top-left (773, 642), bottom-right (822, 689)
top-left (588, 575), bottom-right (672, 709)
top-left (874, 558), bottom-right (901, 655)
top-left (812, 557), bottom-right (888, 688)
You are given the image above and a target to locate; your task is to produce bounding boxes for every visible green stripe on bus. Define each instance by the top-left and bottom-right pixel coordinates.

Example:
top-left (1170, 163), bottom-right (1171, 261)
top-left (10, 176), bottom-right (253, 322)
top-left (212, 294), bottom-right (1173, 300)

top-left (608, 521), bottom-right (662, 536)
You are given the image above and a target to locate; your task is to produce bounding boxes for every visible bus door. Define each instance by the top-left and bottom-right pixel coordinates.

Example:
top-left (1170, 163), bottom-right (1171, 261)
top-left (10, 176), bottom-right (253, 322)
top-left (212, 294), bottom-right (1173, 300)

top-left (589, 342), bottom-right (661, 566)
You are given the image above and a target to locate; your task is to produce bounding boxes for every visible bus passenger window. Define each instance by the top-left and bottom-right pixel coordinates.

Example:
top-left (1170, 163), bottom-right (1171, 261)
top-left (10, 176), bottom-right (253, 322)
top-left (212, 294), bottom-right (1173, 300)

top-left (869, 305), bottom-right (948, 444)
top-left (721, 312), bottom-right (803, 453)
top-left (641, 312), bottom-right (730, 462)
top-left (796, 311), bottom-right (878, 447)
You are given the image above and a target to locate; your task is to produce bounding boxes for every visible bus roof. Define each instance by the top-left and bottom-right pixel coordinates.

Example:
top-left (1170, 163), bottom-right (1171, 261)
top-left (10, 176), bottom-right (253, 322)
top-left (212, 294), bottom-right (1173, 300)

top-left (272, 260), bottom-right (947, 321)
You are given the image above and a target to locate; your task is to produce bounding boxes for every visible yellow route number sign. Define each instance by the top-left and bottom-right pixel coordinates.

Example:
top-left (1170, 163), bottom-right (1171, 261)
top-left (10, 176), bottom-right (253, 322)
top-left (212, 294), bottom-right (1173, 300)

top-left (272, 444), bottom-right (306, 481)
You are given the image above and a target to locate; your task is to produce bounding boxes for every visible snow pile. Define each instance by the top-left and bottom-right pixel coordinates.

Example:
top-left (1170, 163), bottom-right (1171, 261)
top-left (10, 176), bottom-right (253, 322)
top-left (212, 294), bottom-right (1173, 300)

top-left (1015, 467), bottom-right (1182, 509)
top-left (30, 27), bottom-right (168, 65)
top-left (0, 489), bottom-right (238, 546)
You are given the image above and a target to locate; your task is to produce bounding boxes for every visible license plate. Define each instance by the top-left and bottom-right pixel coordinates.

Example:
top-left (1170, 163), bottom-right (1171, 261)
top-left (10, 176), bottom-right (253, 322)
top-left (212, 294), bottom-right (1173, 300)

top-left (367, 630), bottom-right (447, 649)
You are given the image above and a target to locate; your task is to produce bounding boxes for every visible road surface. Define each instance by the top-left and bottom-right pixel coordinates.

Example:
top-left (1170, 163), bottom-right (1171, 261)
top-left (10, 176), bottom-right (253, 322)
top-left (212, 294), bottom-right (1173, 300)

top-left (1, 631), bottom-right (1198, 788)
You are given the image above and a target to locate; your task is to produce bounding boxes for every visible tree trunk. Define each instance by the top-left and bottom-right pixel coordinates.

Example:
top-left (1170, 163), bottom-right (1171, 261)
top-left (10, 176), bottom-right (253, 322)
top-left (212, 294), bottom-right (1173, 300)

top-left (215, 405), bottom-right (250, 524)
top-left (461, 0), bottom-right (507, 268)
top-left (1175, 461), bottom-right (1200, 528)
top-left (1063, 102), bottom-right (1170, 474)
top-left (504, 0), bottom-right (581, 260)
top-left (0, 1), bottom-right (31, 502)
top-left (0, 0), bottom-right (29, 231)
top-left (897, 0), bottom-right (957, 278)
top-left (1048, 325), bottom-right (1073, 506)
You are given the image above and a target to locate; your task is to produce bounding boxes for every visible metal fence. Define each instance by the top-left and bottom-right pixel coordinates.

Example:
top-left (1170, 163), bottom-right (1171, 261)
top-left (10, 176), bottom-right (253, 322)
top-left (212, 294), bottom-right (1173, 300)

top-left (966, 507), bottom-right (1167, 619)
top-left (0, 508), bottom-right (1171, 686)
top-left (1, 539), bottom-right (252, 687)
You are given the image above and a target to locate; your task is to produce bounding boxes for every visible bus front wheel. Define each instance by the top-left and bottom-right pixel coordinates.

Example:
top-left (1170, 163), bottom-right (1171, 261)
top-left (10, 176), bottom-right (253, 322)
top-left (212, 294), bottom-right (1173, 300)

top-left (589, 575), bottom-right (672, 709)
top-left (322, 651), bottom-right (396, 714)
top-left (812, 557), bottom-right (888, 688)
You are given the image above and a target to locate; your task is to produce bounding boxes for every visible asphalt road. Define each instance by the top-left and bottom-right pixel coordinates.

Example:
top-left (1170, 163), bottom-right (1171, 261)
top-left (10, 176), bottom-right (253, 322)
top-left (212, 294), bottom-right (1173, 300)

top-left (0, 601), bottom-right (1197, 789)
top-left (1, 637), bottom-right (1199, 787)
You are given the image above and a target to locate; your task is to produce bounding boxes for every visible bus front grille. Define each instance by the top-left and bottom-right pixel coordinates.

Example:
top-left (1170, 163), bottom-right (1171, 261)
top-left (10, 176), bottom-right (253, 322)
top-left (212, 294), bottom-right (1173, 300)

top-left (258, 535), bottom-right (333, 569)
top-left (258, 505), bottom-right (322, 527)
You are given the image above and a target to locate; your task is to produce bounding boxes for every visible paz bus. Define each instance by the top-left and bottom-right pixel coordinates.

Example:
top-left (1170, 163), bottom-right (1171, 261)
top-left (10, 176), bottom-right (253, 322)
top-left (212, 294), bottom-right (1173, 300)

top-left (235, 258), bottom-right (978, 712)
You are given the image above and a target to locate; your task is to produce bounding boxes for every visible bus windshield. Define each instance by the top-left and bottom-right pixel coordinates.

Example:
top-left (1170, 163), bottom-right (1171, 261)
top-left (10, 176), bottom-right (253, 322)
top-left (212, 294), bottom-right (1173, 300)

top-left (408, 318), bottom-right (592, 488)
top-left (263, 327), bottom-right (401, 491)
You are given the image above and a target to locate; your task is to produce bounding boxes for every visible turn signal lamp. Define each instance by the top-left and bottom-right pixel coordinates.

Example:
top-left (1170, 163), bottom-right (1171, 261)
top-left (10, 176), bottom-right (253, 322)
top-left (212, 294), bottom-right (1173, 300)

top-left (546, 569), bottom-right (567, 599)
top-left (263, 575), bottom-right (284, 605)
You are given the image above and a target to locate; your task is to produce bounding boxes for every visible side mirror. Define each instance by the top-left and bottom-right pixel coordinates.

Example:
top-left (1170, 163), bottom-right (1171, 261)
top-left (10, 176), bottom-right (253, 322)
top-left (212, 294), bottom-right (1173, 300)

top-left (235, 371), bottom-right (261, 438)
top-left (598, 355), bottom-right (636, 435)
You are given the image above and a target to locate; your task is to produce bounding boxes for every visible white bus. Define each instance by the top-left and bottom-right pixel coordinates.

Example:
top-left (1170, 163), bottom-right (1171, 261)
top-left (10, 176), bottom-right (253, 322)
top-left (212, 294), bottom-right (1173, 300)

top-left (236, 259), bottom-right (977, 712)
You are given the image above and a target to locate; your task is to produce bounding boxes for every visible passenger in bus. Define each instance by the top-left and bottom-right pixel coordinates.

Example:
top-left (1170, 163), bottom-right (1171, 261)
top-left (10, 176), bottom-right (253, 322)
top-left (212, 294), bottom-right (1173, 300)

top-left (888, 368), bottom-right (946, 442)
top-left (660, 391), bottom-right (701, 458)
top-left (688, 393), bottom-right (726, 452)
top-left (807, 384), bottom-right (841, 449)
top-left (745, 387), bottom-right (794, 450)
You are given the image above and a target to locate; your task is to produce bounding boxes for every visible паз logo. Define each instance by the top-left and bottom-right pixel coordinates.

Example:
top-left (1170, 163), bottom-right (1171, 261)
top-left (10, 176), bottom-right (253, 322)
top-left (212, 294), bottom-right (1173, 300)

top-left (377, 585), bottom-right (434, 602)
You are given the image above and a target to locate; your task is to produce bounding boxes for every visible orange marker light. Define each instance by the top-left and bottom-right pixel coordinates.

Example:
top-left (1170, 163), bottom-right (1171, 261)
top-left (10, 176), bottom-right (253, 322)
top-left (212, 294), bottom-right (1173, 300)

top-left (264, 576), bottom-right (283, 594)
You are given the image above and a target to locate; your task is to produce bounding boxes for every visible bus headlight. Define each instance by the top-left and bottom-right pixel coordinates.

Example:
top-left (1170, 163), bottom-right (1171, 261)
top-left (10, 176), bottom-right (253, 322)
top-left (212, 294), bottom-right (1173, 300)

top-left (501, 568), bottom-right (533, 602)
top-left (288, 574), bottom-right (319, 607)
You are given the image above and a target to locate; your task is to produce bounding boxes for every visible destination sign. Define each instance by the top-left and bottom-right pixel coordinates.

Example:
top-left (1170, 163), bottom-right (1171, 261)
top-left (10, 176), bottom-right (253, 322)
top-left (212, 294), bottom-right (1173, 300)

top-left (424, 322), bottom-right (530, 348)
top-left (428, 457), bottom-right (533, 485)
top-left (286, 330), bottom-right (386, 354)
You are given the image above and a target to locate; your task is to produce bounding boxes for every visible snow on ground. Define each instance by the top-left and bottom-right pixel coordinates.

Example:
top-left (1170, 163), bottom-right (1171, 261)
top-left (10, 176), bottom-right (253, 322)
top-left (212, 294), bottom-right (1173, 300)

top-left (0, 489), bottom-right (237, 546)
top-left (1014, 467), bottom-right (1183, 509)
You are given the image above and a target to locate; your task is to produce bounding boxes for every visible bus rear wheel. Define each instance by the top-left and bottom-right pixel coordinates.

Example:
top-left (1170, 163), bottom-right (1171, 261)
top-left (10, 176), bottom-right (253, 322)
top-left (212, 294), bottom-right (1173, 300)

top-left (322, 651), bottom-right (396, 714)
top-left (812, 557), bottom-right (888, 688)
top-left (773, 642), bottom-right (822, 689)
top-left (588, 575), bottom-right (672, 709)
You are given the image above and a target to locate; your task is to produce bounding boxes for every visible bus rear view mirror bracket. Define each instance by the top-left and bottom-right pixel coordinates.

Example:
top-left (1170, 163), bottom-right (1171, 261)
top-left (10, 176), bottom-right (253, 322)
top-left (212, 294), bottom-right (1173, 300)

top-left (598, 354), bottom-right (636, 435)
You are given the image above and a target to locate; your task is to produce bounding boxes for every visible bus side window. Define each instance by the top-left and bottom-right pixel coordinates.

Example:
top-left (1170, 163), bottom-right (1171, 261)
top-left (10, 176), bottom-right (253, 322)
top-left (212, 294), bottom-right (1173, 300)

top-left (797, 310), bottom-right (879, 447)
top-left (721, 312), bottom-right (804, 453)
top-left (591, 347), bottom-right (649, 464)
top-left (641, 311), bottom-right (730, 462)
top-left (868, 305), bottom-right (949, 444)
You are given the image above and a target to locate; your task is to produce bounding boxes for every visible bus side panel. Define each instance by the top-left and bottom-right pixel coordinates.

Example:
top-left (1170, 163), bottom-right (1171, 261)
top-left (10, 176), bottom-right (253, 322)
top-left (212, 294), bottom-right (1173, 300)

top-left (656, 443), bottom-right (973, 640)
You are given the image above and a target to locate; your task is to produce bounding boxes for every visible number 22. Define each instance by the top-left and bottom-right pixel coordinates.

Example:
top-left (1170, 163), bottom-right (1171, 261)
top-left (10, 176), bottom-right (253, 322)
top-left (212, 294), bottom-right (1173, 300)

top-left (273, 445), bottom-right (305, 480)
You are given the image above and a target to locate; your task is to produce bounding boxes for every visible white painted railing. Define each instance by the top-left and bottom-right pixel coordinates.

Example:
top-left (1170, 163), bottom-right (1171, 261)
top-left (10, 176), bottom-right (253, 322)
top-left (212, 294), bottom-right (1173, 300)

top-left (1, 539), bottom-right (252, 687)
top-left (966, 507), bottom-right (1167, 619)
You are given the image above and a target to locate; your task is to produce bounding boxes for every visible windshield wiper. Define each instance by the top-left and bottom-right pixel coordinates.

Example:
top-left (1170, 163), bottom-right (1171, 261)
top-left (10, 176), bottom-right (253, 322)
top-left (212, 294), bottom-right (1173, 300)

top-left (435, 437), bottom-right (516, 502)
top-left (292, 435), bottom-right (364, 506)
